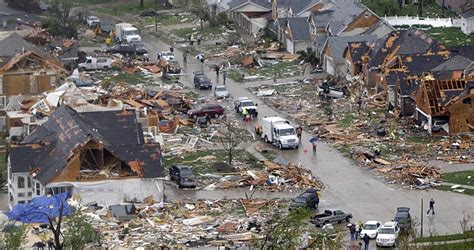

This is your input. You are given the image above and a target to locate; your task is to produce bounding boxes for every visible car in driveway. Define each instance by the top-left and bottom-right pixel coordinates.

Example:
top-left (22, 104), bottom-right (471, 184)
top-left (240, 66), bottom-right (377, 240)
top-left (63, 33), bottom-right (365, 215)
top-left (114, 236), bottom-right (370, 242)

top-left (105, 44), bottom-right (136, 56)
top-left (289, 188), bottom-right (319, 210)
top-left (214, 85), bottom-right (230, 98)
top-left (376, 221), bottom-right (400, 247)
top-left (360, 221), bottom-right (382, 239)
top-left (130, 41), bottom-right (148, 55)
top-left (193, 72), bottom-right (212, 89)
top-left (169, 165), bottom-right (196, 188)
top-left (187, 104), bottom-right (225, 119)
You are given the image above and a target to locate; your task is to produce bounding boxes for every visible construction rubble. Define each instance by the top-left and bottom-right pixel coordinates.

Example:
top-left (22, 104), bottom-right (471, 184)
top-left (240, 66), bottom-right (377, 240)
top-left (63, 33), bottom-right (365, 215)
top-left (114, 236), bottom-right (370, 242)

top-left (80, 199), bottom-right (286, 248)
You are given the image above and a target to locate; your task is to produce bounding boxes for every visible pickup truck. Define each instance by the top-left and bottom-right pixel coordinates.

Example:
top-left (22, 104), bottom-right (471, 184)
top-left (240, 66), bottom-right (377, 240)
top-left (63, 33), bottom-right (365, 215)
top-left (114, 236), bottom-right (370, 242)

top-left (289, 188), bottom-right (319, 210)
top-left (234, 97), bottom-right (258, 116)
top-left (311, 209), bottom-right (352, 227)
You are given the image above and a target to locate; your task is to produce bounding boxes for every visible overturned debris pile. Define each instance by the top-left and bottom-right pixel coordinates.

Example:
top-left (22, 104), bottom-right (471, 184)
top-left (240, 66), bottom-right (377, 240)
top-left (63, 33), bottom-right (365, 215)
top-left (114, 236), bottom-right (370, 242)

top-left (209, 161), bottom-right (324, 192)
top-left (378, 163), bottom-right (442, 188)
top-left (85, 199), bottom-right (286, 248)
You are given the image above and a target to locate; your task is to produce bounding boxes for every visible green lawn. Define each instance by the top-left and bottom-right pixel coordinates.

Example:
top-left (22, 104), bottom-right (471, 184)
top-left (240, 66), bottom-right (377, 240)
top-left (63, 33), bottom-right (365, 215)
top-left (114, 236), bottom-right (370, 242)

top-left (418, 242), bottom-right (474, 250)
top-left (172, 26), bottom-right (226, 41)
top-left (362, 0), bottom-right (458, 18)
top-left (415, 231), bottom-right (474, 243)
top-left (442, 171), bottom-right (474, 186)
top-left (242, 61), bottom-right (303, 80)
top-left (162, 149), bottom-right (264, 179)
top-left (97, 0), bottom-right (170, 16)
top-left (134, 14), bottom-right (197, 28)
top-left (435, 184), bottom-right (474, 196)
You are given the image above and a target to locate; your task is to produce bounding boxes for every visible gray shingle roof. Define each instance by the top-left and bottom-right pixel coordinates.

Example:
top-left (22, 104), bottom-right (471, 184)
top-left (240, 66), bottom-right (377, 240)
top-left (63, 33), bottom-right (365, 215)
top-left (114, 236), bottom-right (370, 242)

top-left (311, 0), bottom-right (366, 35)
top-left (287, 17), bottom-right (310, 41)
top-left (431, 55), bottom-right (472, 72)
top-left (326, 35), bottom-right (377, 64)
top-left (228, 0), bottom-right (271, 11)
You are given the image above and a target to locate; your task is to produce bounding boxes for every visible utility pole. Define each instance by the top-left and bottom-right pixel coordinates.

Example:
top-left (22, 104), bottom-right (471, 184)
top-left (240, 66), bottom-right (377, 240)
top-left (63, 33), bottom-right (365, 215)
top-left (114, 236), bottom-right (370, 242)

top-left (420, 198), bottom-right (424, 238)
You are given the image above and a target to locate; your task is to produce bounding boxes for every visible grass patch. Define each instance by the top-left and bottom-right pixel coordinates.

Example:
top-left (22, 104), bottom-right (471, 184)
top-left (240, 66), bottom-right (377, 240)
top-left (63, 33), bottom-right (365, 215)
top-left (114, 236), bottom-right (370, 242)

top-left (96, 0), bottom-right (170, 16)
top-left (244, 61), bottom-right (303, 80)
top-left (259, 149), bottom-right (277, 161)
top-left (415, 231), bottom-right (474, 243)
top-left (424, 27), bottom-right (474, 46)
top-left (442, 171), bottom-right (474, 186)
top-left (435, 185), bottom-right (474, 196)
top-left (362, 0), bottom-right (458, 18)
top-left (134, 13), bottom-right (197, 28)
top-left (418, 241), bottom-right (474, 250)
top-left (172, 25), bottom-right (225, 41)
top-left (227, 68), bottom-right (243, 82)
top-left (335, 144), bottom-right (352, 154)
top-left (162, 149), bottom-right (264, 179)
top-left (0, 151), bottom-right (6, 191)
top-left (338, 113), bottom-right (355, 128)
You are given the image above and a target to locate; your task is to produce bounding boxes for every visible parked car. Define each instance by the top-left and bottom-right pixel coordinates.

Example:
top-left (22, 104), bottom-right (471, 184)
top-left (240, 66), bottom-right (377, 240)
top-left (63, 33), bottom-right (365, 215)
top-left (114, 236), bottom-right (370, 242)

top-left (169, 165), bottom-right (196, 188)
top-left (105, 44), bottom-right (136, 56)
top-left (130, 41), bottom-right (148, 55)
top-left (289, 188), bottom-right (319, 210)
top-left (187, 104), bottom-right (224, 119)
top-left (193, 72), bottom-right (212, 89)
top-left (161, 59), bottom-right (181, 75)
top-left (86, 16), bottom-right (100, 27)
top-left (311, 209), bottom-right (352, 227)
top-left (158, 51), bottom-right (174, 61)
top-left (214, 85), bottom-right (230, 98)
top-left (376, 221), bottom-right (400, 247)
top-left (360, 221), bottom-right (382, 239)
top-left (78, 57), bottom-right (112, 71)
top-left (394, 207), bottom-right (412, 231)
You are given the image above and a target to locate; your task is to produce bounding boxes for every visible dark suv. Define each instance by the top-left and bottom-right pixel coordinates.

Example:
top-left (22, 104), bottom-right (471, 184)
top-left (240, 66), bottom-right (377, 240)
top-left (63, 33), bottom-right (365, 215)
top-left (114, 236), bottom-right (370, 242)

top-left (187, 104), bottom-right (225, 119)
top-left (105, 44), bottom-right (136, 56)
top-left (394, 207), bottom-right (412, 231)
top-left (289, 188), bottom-right (320, 210)
top-left (169, 165), bottom-right (196, 188)
top-left (193, 72), bottom-right (212, 89)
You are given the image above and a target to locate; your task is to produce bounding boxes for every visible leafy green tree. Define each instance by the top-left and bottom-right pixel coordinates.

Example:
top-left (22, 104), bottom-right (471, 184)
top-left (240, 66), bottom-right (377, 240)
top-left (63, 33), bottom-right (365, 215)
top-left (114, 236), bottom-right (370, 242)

top-left (3, 225), bottom-right (27, 250)
top-left (42, 0), bottom-right (81, 38)
top-left (259, 208), bottom-right (312, 249)
top-left (63, 210), bottom-right (100, 249)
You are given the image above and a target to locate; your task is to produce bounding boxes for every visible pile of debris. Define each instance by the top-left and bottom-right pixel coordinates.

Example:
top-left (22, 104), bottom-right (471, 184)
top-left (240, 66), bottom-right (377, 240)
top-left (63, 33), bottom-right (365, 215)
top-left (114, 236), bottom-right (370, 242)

top-left (83, 199), bottom-right (286, 248)
top-left (378, 163), bottom-right (442, 188)
top-left (206, 161), bottom-right (324, 192)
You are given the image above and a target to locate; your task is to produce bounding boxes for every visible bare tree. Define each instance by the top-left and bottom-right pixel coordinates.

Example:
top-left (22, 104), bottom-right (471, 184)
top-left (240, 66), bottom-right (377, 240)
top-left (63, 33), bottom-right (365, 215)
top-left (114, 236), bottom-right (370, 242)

top-left (218, 119), bottom-right (244, 165)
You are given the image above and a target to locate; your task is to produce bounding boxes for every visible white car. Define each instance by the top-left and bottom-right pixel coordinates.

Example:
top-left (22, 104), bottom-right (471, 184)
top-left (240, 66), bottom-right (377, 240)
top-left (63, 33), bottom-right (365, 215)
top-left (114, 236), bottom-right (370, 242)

top-left (360, 220), bottom-right (382, 239)
top-left (86, 16), bottom-right (100, 27)
top-left (376, 221), bottom-right (400, 247)
top-left (214, 85), bottom-right (229, 98)
top-left (158, 51), bottom-right (175, 61)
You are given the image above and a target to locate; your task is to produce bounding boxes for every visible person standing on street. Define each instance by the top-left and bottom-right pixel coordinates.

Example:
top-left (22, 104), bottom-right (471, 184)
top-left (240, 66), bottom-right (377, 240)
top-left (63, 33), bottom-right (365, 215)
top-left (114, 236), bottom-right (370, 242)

top-left (355, 223), bottom-right (360, 240)
top-left (363, 234), bottom-right (370, 250)
top-left (183, 50), bottom-right (187, 64)
top-left (312, 141), bottom-right (317, 154)
top-left (296, 126), bottom-right (302, 142)
top-left (427, 198), bottom-right (435, 215)
top-left (223, 71), bottom-right (227, 85)
top-left (349, 224), bottom-right (356, 240)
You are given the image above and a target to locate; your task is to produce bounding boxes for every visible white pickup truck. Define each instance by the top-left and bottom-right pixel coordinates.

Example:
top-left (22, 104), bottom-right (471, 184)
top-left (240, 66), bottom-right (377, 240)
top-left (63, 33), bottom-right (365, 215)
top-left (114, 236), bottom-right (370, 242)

top-left (78, 57), bottom-right (112, 71)
top-left (257, 116), bottom-right (299, 149)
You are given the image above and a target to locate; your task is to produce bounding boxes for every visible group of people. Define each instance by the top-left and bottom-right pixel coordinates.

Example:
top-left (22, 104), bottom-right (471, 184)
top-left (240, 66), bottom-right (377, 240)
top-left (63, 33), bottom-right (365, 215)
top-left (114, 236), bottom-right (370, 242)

top-left (348, 221), bottom-right (370, 250)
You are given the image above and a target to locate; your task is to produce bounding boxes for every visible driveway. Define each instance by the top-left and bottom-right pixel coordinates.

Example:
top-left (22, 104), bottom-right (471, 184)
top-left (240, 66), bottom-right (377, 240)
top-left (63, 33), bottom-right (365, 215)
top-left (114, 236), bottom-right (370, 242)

top-left (91, 10), bottom-right (474, 236)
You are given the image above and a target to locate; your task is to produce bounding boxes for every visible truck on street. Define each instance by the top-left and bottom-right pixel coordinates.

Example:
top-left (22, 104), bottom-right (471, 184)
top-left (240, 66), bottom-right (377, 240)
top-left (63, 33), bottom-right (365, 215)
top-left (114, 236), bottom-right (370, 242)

top-left (115, 23), bottom-right (141, 43)
top-left (256, 116), bottom-right (299, 149)
top-left (78, 56), bottom-right (112, 71)
top-left (310, 209), bottom-right (352, 227)
top-left (234, 97), bottom-right (258, 116)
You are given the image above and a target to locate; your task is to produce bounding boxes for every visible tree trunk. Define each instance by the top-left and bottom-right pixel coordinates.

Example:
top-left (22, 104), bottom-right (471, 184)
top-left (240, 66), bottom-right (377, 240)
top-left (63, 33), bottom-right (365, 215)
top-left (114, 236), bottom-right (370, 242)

top-left (228, 150), bottom-right (232, 165)
top-left (140, 0), bottom-right (144, 8)
top-left (418, 0), bottom-right (423, 16)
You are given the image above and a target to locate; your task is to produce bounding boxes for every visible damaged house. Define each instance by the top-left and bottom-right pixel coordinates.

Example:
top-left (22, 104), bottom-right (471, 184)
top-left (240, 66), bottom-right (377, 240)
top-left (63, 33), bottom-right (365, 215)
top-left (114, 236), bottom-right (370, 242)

top-left (7, 105), bottom-right (164, 208)
top-left (0, 32), bottom-right (65, 97)
top-left (414, 79), bottom-right (474, 134)
top-left (228, 0), bottom-right (272, 35)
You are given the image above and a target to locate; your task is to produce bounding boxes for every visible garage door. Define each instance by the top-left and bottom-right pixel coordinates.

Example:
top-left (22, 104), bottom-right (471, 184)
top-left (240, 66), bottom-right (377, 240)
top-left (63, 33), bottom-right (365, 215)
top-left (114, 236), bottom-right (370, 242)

top-left (286, 38), bottom-right (294, 54)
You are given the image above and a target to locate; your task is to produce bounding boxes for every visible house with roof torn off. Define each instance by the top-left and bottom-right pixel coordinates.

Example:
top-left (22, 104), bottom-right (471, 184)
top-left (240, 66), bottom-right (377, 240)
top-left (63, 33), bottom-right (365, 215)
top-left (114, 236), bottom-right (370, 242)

top-left (7, 105), bottom-right (164, 208)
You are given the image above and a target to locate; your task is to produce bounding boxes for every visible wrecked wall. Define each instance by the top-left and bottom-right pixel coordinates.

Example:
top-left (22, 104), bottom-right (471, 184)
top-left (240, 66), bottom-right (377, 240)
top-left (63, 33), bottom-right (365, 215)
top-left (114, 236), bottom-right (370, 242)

top-left (448, 89), bottom-right (474, 134)
top-left (50, 178), bottom-right (164, 205)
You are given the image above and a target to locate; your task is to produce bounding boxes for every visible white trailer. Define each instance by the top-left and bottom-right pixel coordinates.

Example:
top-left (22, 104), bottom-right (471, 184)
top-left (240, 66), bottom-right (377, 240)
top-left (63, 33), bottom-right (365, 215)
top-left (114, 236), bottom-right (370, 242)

top-left (115, 23), bottom-right (141, 43)
top-left (258, 116), bottom-right (299, 149)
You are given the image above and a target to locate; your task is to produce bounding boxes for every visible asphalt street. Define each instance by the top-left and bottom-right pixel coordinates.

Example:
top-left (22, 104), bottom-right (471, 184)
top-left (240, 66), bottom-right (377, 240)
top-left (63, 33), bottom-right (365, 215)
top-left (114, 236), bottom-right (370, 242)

top-left (136, 29), bottom-right (474, 236)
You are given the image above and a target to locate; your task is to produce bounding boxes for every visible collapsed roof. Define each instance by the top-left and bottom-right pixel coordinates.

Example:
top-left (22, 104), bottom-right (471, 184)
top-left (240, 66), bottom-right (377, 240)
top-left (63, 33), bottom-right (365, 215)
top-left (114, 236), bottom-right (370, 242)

top-left (10, 105), bottom-right (163, 185)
